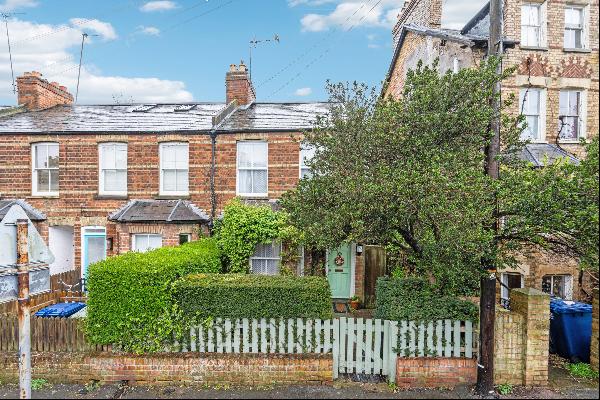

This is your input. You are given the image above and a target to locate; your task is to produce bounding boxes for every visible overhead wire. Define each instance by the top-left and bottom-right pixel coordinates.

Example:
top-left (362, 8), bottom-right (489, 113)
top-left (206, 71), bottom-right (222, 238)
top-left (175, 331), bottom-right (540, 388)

top-left (264, 0), bottom-right (384, 100)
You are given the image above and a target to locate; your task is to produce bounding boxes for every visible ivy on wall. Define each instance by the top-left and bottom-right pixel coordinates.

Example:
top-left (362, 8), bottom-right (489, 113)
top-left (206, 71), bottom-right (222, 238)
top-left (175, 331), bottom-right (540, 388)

top-left (215, 198), bottom-right (302, 273)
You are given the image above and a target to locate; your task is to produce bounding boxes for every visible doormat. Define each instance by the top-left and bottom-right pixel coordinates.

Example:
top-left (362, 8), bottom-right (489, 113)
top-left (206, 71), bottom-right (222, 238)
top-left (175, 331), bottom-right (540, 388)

top-left (333, 301), bottom-right (349, 314)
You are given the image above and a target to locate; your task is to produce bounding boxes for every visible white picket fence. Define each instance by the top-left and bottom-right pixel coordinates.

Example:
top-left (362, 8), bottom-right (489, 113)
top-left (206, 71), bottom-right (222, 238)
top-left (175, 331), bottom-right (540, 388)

top-left (172, 317), bottom-right (477, 383)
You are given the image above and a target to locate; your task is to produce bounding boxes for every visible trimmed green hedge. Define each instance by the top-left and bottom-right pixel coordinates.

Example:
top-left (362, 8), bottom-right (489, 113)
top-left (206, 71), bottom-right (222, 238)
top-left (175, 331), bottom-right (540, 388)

top-left (85, 239), bottom-right (221, 353)
top-left (374, 277), bottom-right (478, 322)
top-left (173, 274), bottom-right (333, 320)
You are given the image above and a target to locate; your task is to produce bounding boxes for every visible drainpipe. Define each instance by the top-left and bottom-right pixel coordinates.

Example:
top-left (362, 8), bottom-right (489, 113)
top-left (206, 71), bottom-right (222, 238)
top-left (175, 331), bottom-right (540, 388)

top-left (16, 219), bottom-right (31, 399)
top-left (209, 130), bottom-right (218, 232)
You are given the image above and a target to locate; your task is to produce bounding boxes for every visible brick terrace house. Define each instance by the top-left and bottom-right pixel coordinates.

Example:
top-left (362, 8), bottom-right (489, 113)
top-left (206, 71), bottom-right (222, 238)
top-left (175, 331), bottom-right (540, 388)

top-left (0, 64), bottom-right (366, 303)
top-left (384, 0), bottom-right (599, 302)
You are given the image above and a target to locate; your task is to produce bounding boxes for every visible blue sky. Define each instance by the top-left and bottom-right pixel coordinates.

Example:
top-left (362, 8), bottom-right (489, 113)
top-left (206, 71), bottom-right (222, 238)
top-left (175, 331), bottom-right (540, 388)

top-left (0, 0), bottom-right (487, 105)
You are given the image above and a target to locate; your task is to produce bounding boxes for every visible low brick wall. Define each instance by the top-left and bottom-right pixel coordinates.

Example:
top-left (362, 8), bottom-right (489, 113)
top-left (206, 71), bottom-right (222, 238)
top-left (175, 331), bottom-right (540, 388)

top-left (0, 352), bottom-right (333, 386)
top-left (395, 358), bottom-right (477, 388)
top-left (591, 289), bottom-right (599, 372)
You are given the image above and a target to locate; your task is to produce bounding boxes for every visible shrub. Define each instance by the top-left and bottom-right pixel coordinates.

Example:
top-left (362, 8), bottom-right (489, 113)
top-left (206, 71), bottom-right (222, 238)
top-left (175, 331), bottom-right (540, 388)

top-left (173, 274), bottom-right (333, 320)
top-left (85, 239), bottom-right (221, 352)
top-left (374, 277), bottom-right (478, 322)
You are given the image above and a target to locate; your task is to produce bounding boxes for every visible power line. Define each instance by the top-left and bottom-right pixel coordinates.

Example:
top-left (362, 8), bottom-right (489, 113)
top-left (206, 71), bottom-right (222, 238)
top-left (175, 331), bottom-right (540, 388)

top-left (256, 0), bottom-right (373, 90)
top-left (264, 0), bottom-right (384, 100)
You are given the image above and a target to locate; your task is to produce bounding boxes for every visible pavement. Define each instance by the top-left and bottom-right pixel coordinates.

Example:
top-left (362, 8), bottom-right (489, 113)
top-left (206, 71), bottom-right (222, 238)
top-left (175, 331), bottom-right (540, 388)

top-left (0, 380), bottom-right (598, 399)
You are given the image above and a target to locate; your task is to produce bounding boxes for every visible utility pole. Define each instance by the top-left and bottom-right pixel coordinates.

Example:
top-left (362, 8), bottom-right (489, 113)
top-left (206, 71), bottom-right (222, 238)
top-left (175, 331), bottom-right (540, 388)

top-left (17, 219), bottom-right (31, 399)
top-left (477, 0), bottom-right (503, 395)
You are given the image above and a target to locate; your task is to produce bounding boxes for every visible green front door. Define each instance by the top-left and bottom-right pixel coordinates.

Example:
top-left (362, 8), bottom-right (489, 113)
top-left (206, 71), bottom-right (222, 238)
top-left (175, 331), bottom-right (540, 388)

top-left (327, 244), bottom-right (352, 299)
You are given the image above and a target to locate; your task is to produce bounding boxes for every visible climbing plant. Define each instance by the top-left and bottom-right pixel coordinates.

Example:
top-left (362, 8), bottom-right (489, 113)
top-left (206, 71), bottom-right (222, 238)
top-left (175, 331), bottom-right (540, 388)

top-left (214, 198), bottom-right (301, 273)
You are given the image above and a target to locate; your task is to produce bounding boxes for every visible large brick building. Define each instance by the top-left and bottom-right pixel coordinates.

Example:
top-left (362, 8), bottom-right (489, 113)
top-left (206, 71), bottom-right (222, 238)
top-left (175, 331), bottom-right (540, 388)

top-left (384, 0), bottom-right (599, 301)
top-left (0, 65), bottom-right (366, 303)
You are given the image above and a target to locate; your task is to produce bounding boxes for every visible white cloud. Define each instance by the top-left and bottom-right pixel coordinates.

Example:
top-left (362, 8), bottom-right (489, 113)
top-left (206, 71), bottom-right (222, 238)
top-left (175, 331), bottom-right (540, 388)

top-left (136, 25), bottom-right (161, 36)
top-left (0, 0), bottom-right (37, 12)
top-left (140, 1), bottom-right (178, 12)
top-left (295, 87), bottom-right (312, 96)
top-left (441, 0), bottom-right (488, 30)
top-left (299, 0), bottom-right (404, 32)
top-left (0, 18), bottom-right (192, 104)
top-left (69, 18), bottom-right (117, 41)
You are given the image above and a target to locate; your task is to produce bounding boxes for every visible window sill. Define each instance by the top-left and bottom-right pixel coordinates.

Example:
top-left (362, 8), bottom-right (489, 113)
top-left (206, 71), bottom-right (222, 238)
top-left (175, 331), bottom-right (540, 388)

top-left (558, 140), bottom-right (584, 145)
top-left (520, 46), bottom-right (548, 51)
top-left (155, 195), bottom-right (191, 200)
top-left (563, 48), bottom-right (591, 53)
top-left (30, 194), bottom-right (59, 199)
top-left (95, 194), bottom-right (129, 200)
top-left (237, 194), bottom-right (269, 199)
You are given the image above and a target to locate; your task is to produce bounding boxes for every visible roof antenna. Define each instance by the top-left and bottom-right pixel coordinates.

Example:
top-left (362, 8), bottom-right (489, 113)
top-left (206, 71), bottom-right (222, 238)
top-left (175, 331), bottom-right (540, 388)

top-left (75, 32), bottom-right (99, 103)
top-left (2, 12), bottom-right (25, 95)
top-left (249, 34), bottom-right (280, 82)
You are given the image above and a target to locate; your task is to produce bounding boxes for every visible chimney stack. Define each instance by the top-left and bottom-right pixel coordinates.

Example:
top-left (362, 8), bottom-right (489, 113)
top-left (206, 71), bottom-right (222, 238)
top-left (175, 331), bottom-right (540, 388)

top-left (225, 62), bottom-right (256, 106)
top-left (16, 71), bottom-right (74, 111)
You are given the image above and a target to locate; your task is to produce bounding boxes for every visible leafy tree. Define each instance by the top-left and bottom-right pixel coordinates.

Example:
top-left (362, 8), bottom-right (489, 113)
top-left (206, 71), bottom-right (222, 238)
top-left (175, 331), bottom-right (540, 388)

top-left (282, 58), bottom-right (598, 295)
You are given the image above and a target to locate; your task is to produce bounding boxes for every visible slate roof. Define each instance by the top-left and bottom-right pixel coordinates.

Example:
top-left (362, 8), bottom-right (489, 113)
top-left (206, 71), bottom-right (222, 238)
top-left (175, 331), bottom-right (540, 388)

top-left (109, 200), bottom-right (210, 223)
top-left (0, 200), bottom-right (46, 222)
top-left (518, 143), bottom-right (580, 167)
top-left (0, 102), bottom-right (331, 134)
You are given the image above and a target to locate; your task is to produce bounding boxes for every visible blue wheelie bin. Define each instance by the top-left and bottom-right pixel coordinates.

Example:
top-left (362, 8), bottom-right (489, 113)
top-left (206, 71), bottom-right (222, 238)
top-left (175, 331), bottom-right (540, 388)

top-left (549, 298), bottom-right (593, 363)
top-left (35, 302), bottom-right (86, 318)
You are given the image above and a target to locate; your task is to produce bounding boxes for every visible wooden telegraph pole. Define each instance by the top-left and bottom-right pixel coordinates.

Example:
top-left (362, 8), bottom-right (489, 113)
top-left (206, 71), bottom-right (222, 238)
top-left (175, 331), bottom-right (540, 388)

top-left (17, 219), bottom-right (31, 399)
top-left (477, 0), bottom-right (503, 395)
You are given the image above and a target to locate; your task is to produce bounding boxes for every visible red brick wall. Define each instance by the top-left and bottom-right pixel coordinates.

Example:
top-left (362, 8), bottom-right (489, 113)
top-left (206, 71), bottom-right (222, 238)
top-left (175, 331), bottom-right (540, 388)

top-left (0, 132), bottom-right (305, 268)
top-left (0, 352), bottom-right (333, 386)
top-left (395, 357), bottom-right (477, 388)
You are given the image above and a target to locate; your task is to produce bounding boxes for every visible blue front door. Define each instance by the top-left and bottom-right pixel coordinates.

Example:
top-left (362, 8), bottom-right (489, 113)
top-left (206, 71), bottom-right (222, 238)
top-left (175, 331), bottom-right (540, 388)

top-left (82, 228), bottom-right (106, 277)
top-left (327, 244), bottom-right (352, 299)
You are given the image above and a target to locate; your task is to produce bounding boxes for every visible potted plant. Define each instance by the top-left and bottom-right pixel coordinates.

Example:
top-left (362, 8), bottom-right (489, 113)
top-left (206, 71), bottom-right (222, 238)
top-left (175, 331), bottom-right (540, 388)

top-left (349, 295), bottom-right (360, 310)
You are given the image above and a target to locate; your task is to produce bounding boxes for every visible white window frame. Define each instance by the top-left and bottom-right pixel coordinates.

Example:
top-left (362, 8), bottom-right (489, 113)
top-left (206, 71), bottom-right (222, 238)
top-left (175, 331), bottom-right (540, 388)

top-left (542, 274), bottom-right (573, 300)
top-left (299, 143), bottom-right (316, 179)
top-left (564, 5), bottom-right (585, 49)
top-left (179, 233), bottom-right (192, 245)
top-left (31, 142), bottom-right (59, 196)
top-left (558, 90), bottom-right (587, 142)
top-left (159, 142), bottom-right (189, 196)
top-left (98, 142), bottom-right (128, 196)
top-left (519, 88), bottom-right (547, 143)
top-left (249, 241), bottom-right (281, 275)
top-left (236, 141), bottom-right (268, 197)
top-left (131, 234), bottom-right (163, 253)
top-left (521, 2), bottom-right (547, 48)
top-left (501, 272), bottom-right (525, 301)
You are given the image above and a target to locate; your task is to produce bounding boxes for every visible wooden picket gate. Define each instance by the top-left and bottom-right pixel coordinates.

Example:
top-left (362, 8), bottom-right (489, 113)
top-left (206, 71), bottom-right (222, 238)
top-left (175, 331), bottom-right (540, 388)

top-left (173, 317), bottom-right (477, 383)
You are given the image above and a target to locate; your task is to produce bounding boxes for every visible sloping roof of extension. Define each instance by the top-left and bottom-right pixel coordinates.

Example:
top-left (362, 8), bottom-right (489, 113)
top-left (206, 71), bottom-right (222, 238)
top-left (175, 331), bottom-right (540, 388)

top-left (517, 143), bottom-right (580, 167)
top-left (109, 200), bottom-right (210, 223)
top-left (0, 102), bottom-right (331, 134)
top-left (0, 200), bottom-right (46, 222)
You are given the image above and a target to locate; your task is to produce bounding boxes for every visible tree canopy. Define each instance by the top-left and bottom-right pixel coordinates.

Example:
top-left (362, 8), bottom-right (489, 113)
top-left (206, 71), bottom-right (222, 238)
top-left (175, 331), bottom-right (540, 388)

top-left (281, 58), bottom-right (599, 295)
